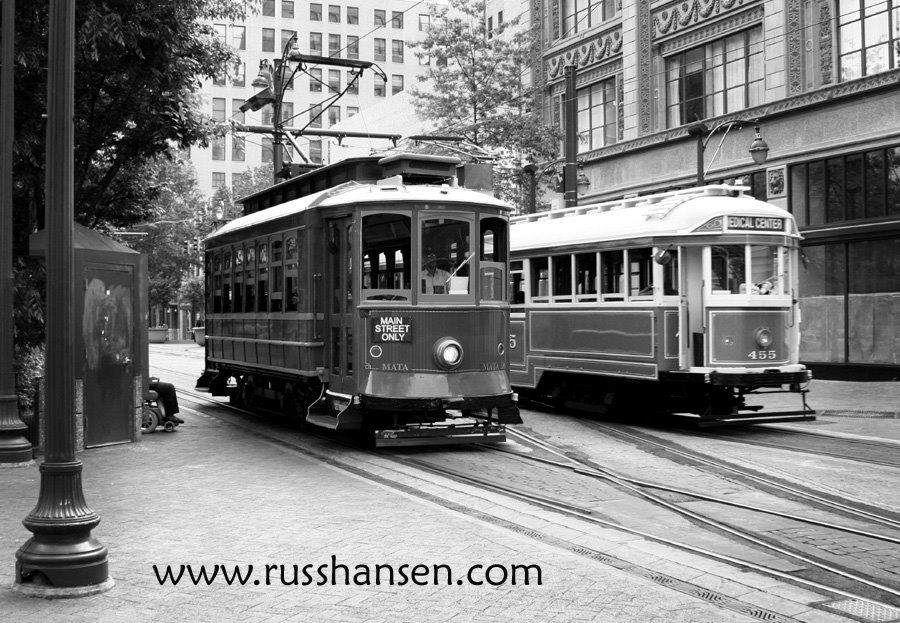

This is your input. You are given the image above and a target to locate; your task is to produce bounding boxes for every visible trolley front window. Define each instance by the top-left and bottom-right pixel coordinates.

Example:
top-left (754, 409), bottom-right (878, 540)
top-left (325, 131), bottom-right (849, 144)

top-left (421, 216), bottom-right (473, 297)
top-left (480, 217), bottom-right (507, 302)
top-left (362, 213), bottom-right (411, 301)
top-left (710, 244), bottom-right (787, 295)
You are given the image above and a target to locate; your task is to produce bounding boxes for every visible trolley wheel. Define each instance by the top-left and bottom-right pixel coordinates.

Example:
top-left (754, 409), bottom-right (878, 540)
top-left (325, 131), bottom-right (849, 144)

top-left (141, 407), bottom-right (160, 433)
top-left (163, 420), bottom-right (176, 432)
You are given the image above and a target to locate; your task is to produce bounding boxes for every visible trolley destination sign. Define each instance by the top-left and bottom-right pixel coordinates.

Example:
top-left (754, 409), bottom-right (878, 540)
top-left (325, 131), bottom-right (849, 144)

top-left (371, 315), bottom-right (412, 342)
top-left (726, 215), bottom-right (785, 231)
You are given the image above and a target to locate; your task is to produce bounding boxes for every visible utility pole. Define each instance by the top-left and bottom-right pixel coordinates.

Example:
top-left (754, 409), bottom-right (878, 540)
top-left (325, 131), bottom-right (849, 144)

top-left (563, 65), bottom-right (578, 208)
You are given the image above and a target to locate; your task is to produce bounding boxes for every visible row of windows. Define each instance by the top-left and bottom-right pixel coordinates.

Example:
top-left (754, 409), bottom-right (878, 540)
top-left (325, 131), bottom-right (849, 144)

top-left (261, 2), bottom-right (429, 30)
top-left (511, 248), bottom-right (679, 305)
top-left (564, 0), bottom-right (900, 137)
top-left (789, 144), bottom-right (900, 226)
top-left (209, 232), bottom-right (303, 314)
top-left (213, 24), bottom-right (414, 62)
top-left (210, 133), bottom-right (329, 174)
top-left (551, 0), bottom-right (619, 41)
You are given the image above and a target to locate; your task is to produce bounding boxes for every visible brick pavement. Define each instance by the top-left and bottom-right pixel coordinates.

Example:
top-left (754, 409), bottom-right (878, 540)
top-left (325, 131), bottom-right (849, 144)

top-left (2, 404), bottom-right (794, 623)
top-left (3, 343), bottom-right (896, 621)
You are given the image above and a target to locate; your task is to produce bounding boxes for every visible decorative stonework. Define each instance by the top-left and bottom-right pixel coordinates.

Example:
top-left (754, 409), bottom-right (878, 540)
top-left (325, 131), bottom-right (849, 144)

top-left (546, 29), bottom-right (623, 79)
top-left (578, 68), bottom-right (900, 162)
top-left (658, 6), bottom-right (763, 55)
top-left (652, 0), bottom-right (751, 37)
top-left (788, 0), bottom-right (834, 95)
top-left (820, 1), bottom-right (833, 85)
top-left (767, 166), bottom-right (787, 199)
top-left (787, 0), bottom-right (803, 94)
top-left (639, 0), bottom-right (653, 134)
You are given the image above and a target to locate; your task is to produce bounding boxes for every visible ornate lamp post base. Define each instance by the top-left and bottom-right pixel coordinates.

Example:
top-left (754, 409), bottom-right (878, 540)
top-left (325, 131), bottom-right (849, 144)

top-left (0, 393), bottom-right (33, 465)
top-left (14, 461), bottom-right (112, 594)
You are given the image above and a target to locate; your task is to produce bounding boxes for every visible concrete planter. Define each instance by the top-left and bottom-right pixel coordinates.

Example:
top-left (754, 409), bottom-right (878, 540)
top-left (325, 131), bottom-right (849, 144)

top-left (192, 327), bottom-right (206, 347)
top-left (148, 327), bottom-right (168, 343)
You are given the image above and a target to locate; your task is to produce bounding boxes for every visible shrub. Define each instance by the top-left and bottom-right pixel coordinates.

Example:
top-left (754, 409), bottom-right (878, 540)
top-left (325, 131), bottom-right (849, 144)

top-left (14, 343), bottom-right (44, 414)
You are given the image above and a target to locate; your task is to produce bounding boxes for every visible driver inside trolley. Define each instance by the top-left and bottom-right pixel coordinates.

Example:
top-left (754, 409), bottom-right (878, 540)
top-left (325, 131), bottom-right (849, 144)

top-left (422, 248), bottom-right (451, 294)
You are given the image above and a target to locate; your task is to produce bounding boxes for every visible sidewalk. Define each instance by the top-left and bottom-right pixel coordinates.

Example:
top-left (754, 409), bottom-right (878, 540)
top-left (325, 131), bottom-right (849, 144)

top-left (748, 378), bottom-right (900, 442)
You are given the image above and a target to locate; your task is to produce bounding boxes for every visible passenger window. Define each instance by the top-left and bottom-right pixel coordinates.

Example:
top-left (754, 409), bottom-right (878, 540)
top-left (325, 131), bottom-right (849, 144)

top-left (552, 255), bottom-right (572, 301)
top-left (600, 250), bottom-right (624, 300)
top-left (750, 245), bottom-right (780, 294)
top-left (480, 217), bottom-right (507, 301)
top-left (421, 216), bottom-right (472, 296)
top-left (576, 253), bottom-right (597, 301)
top-left (711, 245), bottom-right (745, 294)
top-left (659, 248), bottom-right (679, 296)
top-left (362, 213), bottom-right (411, 301)
top-left (629, 248), bottom-right (654, 298)
top-left (531, 257), bottom-right (549, 301)
top-left (509, 260), bottom-right (525, 305)
top-left (285, 234), bottom-right (300, 311)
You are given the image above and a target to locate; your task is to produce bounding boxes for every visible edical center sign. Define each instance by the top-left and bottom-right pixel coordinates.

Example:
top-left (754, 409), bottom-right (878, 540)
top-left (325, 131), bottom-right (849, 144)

top-left (727, 216), bottom-right (785, 232)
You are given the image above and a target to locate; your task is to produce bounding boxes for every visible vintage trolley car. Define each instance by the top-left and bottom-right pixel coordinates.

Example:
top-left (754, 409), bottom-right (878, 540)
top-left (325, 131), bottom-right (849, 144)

top-left (196, 154), bottom-right (520, 445)
top-left (508, 185), bottom-right (815, 425)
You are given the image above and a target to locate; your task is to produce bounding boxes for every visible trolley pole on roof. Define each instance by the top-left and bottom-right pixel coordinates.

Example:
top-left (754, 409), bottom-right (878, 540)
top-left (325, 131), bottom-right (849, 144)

top-left (241, 36), bottom-right (388, 184)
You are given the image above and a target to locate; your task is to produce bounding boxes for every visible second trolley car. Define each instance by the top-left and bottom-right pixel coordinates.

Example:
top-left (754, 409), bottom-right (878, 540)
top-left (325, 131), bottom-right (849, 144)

top-left (196, 154), bottom-right (520, 445)
top-left (508, 185), bottom-right (815, 425)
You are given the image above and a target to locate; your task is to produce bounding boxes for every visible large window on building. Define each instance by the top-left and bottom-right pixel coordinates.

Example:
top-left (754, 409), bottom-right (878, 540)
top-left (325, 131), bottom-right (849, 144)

top-left (310, 32), bottom-right (322, 55)
top-left (347, 35), bottom-right (359, 59)
top-left (789, 145), bottom-right (900, 226)
top-left (838, 0), bottom-right (900, 80)
top-left (558, 0), bottom-right (617, 39)
top-left (374, 38), bottom-right (386, 62)
top-left (329, 34), bottom-right (341, 57)
top-left (577, 77), bottom-right (617, 151)
top-left (666, 25), bottom-right (764, 127)
top-left (262, 28), bottom-right (275, 53)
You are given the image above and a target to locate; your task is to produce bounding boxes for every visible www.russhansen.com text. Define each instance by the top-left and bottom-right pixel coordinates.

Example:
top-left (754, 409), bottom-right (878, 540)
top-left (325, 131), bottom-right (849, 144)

top-left (153, 556), bottom-right (543, 587)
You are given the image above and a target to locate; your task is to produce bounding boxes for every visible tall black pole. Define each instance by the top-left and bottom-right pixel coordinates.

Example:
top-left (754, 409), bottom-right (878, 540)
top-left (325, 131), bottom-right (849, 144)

top-left (272, 60), bottom-right (284, 183)
top-left (563, 65), bottom-right (577, 208)
top-left (687, 122), bottom-right (710, 186)
top-left (0, 0), bottom-right (33, 466)
top-left (15, 0), bottom-right (112, 595)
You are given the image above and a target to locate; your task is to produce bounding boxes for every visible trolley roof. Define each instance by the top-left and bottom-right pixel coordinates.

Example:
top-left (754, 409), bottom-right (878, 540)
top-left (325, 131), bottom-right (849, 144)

top-left (511, 185), bottom-right (799, 253)
top-left (208, 180), bottom-right (512, 242)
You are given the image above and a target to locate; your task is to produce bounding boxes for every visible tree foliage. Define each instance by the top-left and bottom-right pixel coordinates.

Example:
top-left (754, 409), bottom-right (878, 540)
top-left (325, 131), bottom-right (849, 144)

top-left (408, 0), bottom-right (559, 163)
top-left (11, 0), bottom-right (251, 350)
top-left (12, 0), bottom-right (250, 254)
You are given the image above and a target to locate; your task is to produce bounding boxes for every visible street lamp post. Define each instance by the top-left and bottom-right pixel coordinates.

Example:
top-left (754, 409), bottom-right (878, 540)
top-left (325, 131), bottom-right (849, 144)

top-left (687, 119), bottom-right (769, 186)
top-left (0, 0), bottom-right (33, 466)
top-left (15, 0), bottom-right (111, 596)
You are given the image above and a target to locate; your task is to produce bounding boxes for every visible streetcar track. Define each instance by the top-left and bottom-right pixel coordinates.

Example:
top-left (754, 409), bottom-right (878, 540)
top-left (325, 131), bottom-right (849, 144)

top-left (155, 361), bottom-right (900, 613)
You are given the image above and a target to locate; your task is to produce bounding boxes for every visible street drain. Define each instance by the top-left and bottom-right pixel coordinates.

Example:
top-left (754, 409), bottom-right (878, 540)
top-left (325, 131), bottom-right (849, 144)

top-left (819, 598), bottom-right (900, 622)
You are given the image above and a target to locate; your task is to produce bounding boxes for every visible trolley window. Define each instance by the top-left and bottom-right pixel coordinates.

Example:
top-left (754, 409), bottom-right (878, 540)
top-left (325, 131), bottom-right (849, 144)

top-left (552, 255), bottom-right (572, 301)
top-left (629, 248), bottom-right (654, 299)
top-left (510, 260), bottom-right (525, 305)
top-left (600, 249), bottom-right (624, 301)
top-left (362, 213), bottom-right (411, 301)
top-left (576, 252), bottom-right (598, 301)
top-left (285, 233), bottom-right (301, 311)
top-left (710, 244), bottom-right (787, 295)
top-left (420, 216), bottom-right (473, 297)
top-left (480, 217), bottom-right (507, 302)
top-left (531, 257), bottom-right (549, 302)
top-left (270, 238), bottom-right (283, 312)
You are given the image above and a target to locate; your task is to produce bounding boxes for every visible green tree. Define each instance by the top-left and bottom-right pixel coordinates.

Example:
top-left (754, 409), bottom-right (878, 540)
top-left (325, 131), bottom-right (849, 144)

top-left (409, 0), bottom-right (559, 210)
top-left (12, 0), bottom-right (250, 349)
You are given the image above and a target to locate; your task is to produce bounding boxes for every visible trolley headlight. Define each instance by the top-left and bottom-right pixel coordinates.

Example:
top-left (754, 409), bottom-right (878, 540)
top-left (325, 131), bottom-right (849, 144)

top-left (433, 337), bottom-right (464, 370)
top-left (754, 328), bottom-right (773, 348)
